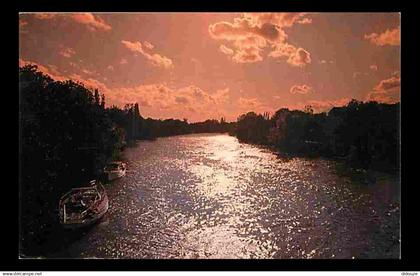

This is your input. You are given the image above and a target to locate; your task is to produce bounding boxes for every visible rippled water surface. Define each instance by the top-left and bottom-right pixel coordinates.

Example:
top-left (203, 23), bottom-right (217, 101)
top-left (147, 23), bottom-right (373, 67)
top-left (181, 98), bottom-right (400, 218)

top-left (63, 133), bottom-right (400, 259)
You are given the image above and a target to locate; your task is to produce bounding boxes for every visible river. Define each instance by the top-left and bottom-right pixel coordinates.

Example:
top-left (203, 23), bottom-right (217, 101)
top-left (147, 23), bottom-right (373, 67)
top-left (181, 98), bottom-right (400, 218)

top-left (59, 133), bottom-right (400, 259)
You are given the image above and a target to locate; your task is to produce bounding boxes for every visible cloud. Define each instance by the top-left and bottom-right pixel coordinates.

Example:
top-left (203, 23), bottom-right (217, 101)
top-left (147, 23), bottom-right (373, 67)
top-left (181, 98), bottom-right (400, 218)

top-left (121, 40), bottom-right (173, 69)
top-left (212, 88), bottom-right (230, 104)
top-left (110, 84), bottom-right (231, 121)
top-left (71, 13), bottom-right (111, 31)
top-left (297, 18), bottom-right (312, 24)
top-left (81, 68), bottom-right (95, 76)
top-left (121, 40), bottom-right (142, 52)
top-left (209, 17), bottom-right (286, 43)
top-left (370, 64), bottom-right (378, 71)
top-left (290, 84), bottom-right (314, 94)
top-left (68, 73), bottom-right (110, 95)
top-left (366, 75), bottom-right (400, 104)
top-left (32, 12), bottom-right (111, 32)
top-left (364, 27), bottom-right (400, 46)
top-left (120, 58), bottom-right (128, 65)
top-left (33, 13), bottom-right (57, 20)
top-left (59, 47), bottom-right (76, 58)
top-left (366, 92), bottom-right (398, 104)
top-left (373, 76), bottom-right (400, 92)
top-left (219, 44), bottom-right (234, 55)
top-left (269, 44), bottom-right (311, 67)
top-left (19, 58), bottom-right (67, 81)
top-left (238, 97), bottom-right (263, 109)
top-left (107, 65), bottom-right (114, 71)
top-left (143, 41), bottom-right (154, 50)
top-left (243, 12), bottom-right (311, 28)
top-left (209, 13), bottom-right (311, 66)
top-left (20, 59), bottom-right (111, 99)
top-left (232, 45), bottom-right (263, 63)
top-left (286, 47), bottom-right (311, 67)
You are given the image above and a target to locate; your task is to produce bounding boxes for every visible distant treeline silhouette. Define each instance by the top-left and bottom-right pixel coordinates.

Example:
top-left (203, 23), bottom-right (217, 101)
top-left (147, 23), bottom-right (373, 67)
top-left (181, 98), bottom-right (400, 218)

top-left (19, 65), bottom-right (233, 255)
top-left (231, 101), bottom-right (400, 172)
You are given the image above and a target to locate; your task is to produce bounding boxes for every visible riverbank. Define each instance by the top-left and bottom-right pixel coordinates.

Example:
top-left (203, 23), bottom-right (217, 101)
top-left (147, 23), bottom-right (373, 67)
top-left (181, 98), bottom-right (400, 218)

top-left (231, 101), bottom-right (399, 175)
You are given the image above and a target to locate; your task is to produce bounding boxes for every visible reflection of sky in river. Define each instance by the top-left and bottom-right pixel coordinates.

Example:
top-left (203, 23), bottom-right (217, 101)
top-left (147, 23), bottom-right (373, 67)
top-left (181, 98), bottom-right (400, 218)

top-left (64, 134), bottom-right (400, 259)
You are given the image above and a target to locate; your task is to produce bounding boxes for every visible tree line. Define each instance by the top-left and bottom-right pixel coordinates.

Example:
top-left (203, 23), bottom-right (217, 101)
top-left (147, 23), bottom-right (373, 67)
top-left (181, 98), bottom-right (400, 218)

top-left (231, 100), bottom-right (400, 172)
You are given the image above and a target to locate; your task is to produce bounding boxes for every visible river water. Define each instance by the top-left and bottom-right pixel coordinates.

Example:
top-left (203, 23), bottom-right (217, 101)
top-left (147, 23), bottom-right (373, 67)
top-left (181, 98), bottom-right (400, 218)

top-left (62, 133), bottom-right (400, 259)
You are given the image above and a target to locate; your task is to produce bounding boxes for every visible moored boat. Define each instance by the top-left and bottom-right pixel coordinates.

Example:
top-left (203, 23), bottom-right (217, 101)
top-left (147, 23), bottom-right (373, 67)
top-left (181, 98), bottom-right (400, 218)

top-left (103, 161), bottom-right (126, 181)
top-left (59, 180), bottom-right (108, 229)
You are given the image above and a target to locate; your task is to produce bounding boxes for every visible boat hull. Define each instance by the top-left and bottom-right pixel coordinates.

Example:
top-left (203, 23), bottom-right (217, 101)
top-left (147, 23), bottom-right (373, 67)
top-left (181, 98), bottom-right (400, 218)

top-left (59, 183), bottom-right (109, 229)
top-left (61, 196), bottom-right (109, 229)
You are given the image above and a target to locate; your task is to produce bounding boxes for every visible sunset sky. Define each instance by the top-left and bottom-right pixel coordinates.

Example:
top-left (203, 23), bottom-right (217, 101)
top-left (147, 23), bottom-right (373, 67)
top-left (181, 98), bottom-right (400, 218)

top-left (19, 12), bottom-right (400, 122)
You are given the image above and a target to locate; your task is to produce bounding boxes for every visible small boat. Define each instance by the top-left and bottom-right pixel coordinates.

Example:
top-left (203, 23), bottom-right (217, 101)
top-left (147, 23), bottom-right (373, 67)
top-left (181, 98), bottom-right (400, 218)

top-left (103, 161), bottom-right (126, 181)
top-left (59, 180), bottom-right (109, 229)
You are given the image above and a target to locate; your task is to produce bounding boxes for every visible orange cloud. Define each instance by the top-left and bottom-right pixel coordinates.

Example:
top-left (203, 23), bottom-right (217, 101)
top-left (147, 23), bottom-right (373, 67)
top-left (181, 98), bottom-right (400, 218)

top-left (68, 73), bottom-right (111, 94)
top-left (287, 48), bottom-right (311, 67)
top-left (143, 41), bottom-right (154, 50)
top-left (290, 84), bottom-right (314, 94)
top-left (219, 44), bottom-right (234, 55)
top-left (121, 40), bottom-right (173, 69)
top-left (243, 13), bottom-right (311, 28)
top-left (209, 17), bottom-right (286, 43)
top-left (370, 64), bottom-right (378, 71)
top-left (121, 40), bottom-right (142, 52)
top-left (33, 13), bottom-right (57, 20)
top-left (110, 84), bottom-right (231, 121)
top-left (232, 46), bottom-right (263, 63)
top-left (269, 44), bottom-right (311, 67)
top-left (81, 68), bottom-right (95, 76)
top-left (373, 76), bottom-right (400, 91)
top-left (366, 92), bottom-right (398, 104)
top-left (32, 12), bottom-right (111, 32)
top-left (238, 97), bottom-right (263, 109)
top-left (59, 47), bottom-right (76, 58)
top-left (209, 13), bottom-right (311, 66)
top-left (366, 75), bottom-right (400, 104)
top-left (71, 13), bottom-right (111, 31)
top-left (364, 27), bottom-right (400, 46)
top-left (20, 59), bottom-right (111, 98)
top-left (19, 59), bottom-right (67, 81)
top-left (298, 18), bottom-right (312, 24)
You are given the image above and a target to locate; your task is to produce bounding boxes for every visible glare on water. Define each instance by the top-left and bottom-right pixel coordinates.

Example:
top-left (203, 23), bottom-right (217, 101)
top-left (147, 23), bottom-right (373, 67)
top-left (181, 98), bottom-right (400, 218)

top-left (64, 133), bottom-right (400, 259)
